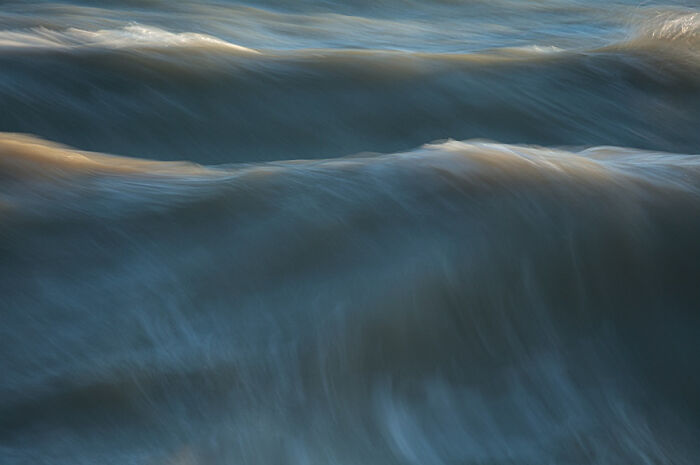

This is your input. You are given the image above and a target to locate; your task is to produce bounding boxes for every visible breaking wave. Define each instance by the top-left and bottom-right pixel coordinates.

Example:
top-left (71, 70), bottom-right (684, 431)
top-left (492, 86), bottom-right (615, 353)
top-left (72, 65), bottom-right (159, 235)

top-left (2, 30), bottom-right (700, 163)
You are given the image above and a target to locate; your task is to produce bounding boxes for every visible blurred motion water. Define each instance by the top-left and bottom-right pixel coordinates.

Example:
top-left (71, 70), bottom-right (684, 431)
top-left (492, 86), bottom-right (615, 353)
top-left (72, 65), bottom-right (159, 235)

top-left (1, 1), bottom-right (700, 464)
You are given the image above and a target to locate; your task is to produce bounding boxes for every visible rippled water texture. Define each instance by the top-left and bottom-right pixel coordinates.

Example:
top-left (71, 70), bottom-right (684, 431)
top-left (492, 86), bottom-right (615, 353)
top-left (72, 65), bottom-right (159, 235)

top-left (1, 1), bottom-right (700, 464)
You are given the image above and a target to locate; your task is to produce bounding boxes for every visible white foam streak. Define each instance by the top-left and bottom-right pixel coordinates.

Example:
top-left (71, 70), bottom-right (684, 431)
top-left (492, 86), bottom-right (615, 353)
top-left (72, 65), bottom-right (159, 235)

top-left (0, 24), bottom-right (258, 53)
top-left (632, 11), bottom-right (700, 44)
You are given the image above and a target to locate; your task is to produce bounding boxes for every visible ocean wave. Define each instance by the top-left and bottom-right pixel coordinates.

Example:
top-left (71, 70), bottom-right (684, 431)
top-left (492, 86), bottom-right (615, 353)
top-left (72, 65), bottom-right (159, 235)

top-left (1, 37), bottom-right (700, 164)
top-left (4, 2), bottom-right (700, 464)
top-left (2, 133), bottom-right (700, 464)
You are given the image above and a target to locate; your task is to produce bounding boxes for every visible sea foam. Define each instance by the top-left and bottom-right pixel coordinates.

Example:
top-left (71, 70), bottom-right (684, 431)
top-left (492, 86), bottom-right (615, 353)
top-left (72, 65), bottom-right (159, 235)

top-left (0, 24), bottom-right (258, 53)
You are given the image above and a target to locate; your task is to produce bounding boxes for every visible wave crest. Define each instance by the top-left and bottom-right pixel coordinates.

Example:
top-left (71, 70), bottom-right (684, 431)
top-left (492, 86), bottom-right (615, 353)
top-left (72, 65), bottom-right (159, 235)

top-left (0, 24), bottom-right (258, 53)
top-left (629, 11), bottom-right (700, 46)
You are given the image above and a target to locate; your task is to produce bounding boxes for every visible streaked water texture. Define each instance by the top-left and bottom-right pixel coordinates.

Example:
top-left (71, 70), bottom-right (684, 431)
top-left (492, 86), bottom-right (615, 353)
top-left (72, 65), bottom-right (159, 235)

top-left (1, 1), bottom-right (699, 464)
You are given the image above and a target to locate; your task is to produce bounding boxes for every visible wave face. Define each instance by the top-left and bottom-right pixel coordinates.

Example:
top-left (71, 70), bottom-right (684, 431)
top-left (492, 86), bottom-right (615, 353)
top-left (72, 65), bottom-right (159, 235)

top-left (2, 134), bottom-right (700, 464)
top-left (2, 0), bottom-right (700, 464)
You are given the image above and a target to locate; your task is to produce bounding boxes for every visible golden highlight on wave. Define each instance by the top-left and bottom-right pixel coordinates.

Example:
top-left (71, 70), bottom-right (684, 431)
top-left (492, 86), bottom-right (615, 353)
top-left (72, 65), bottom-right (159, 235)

top-left (2, 132), bottom-right (700, 213)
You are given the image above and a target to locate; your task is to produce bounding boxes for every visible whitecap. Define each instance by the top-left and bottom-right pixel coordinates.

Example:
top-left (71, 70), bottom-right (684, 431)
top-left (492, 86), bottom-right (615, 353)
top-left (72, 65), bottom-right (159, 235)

top-left (0, 24), bottom-right (258, 53)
